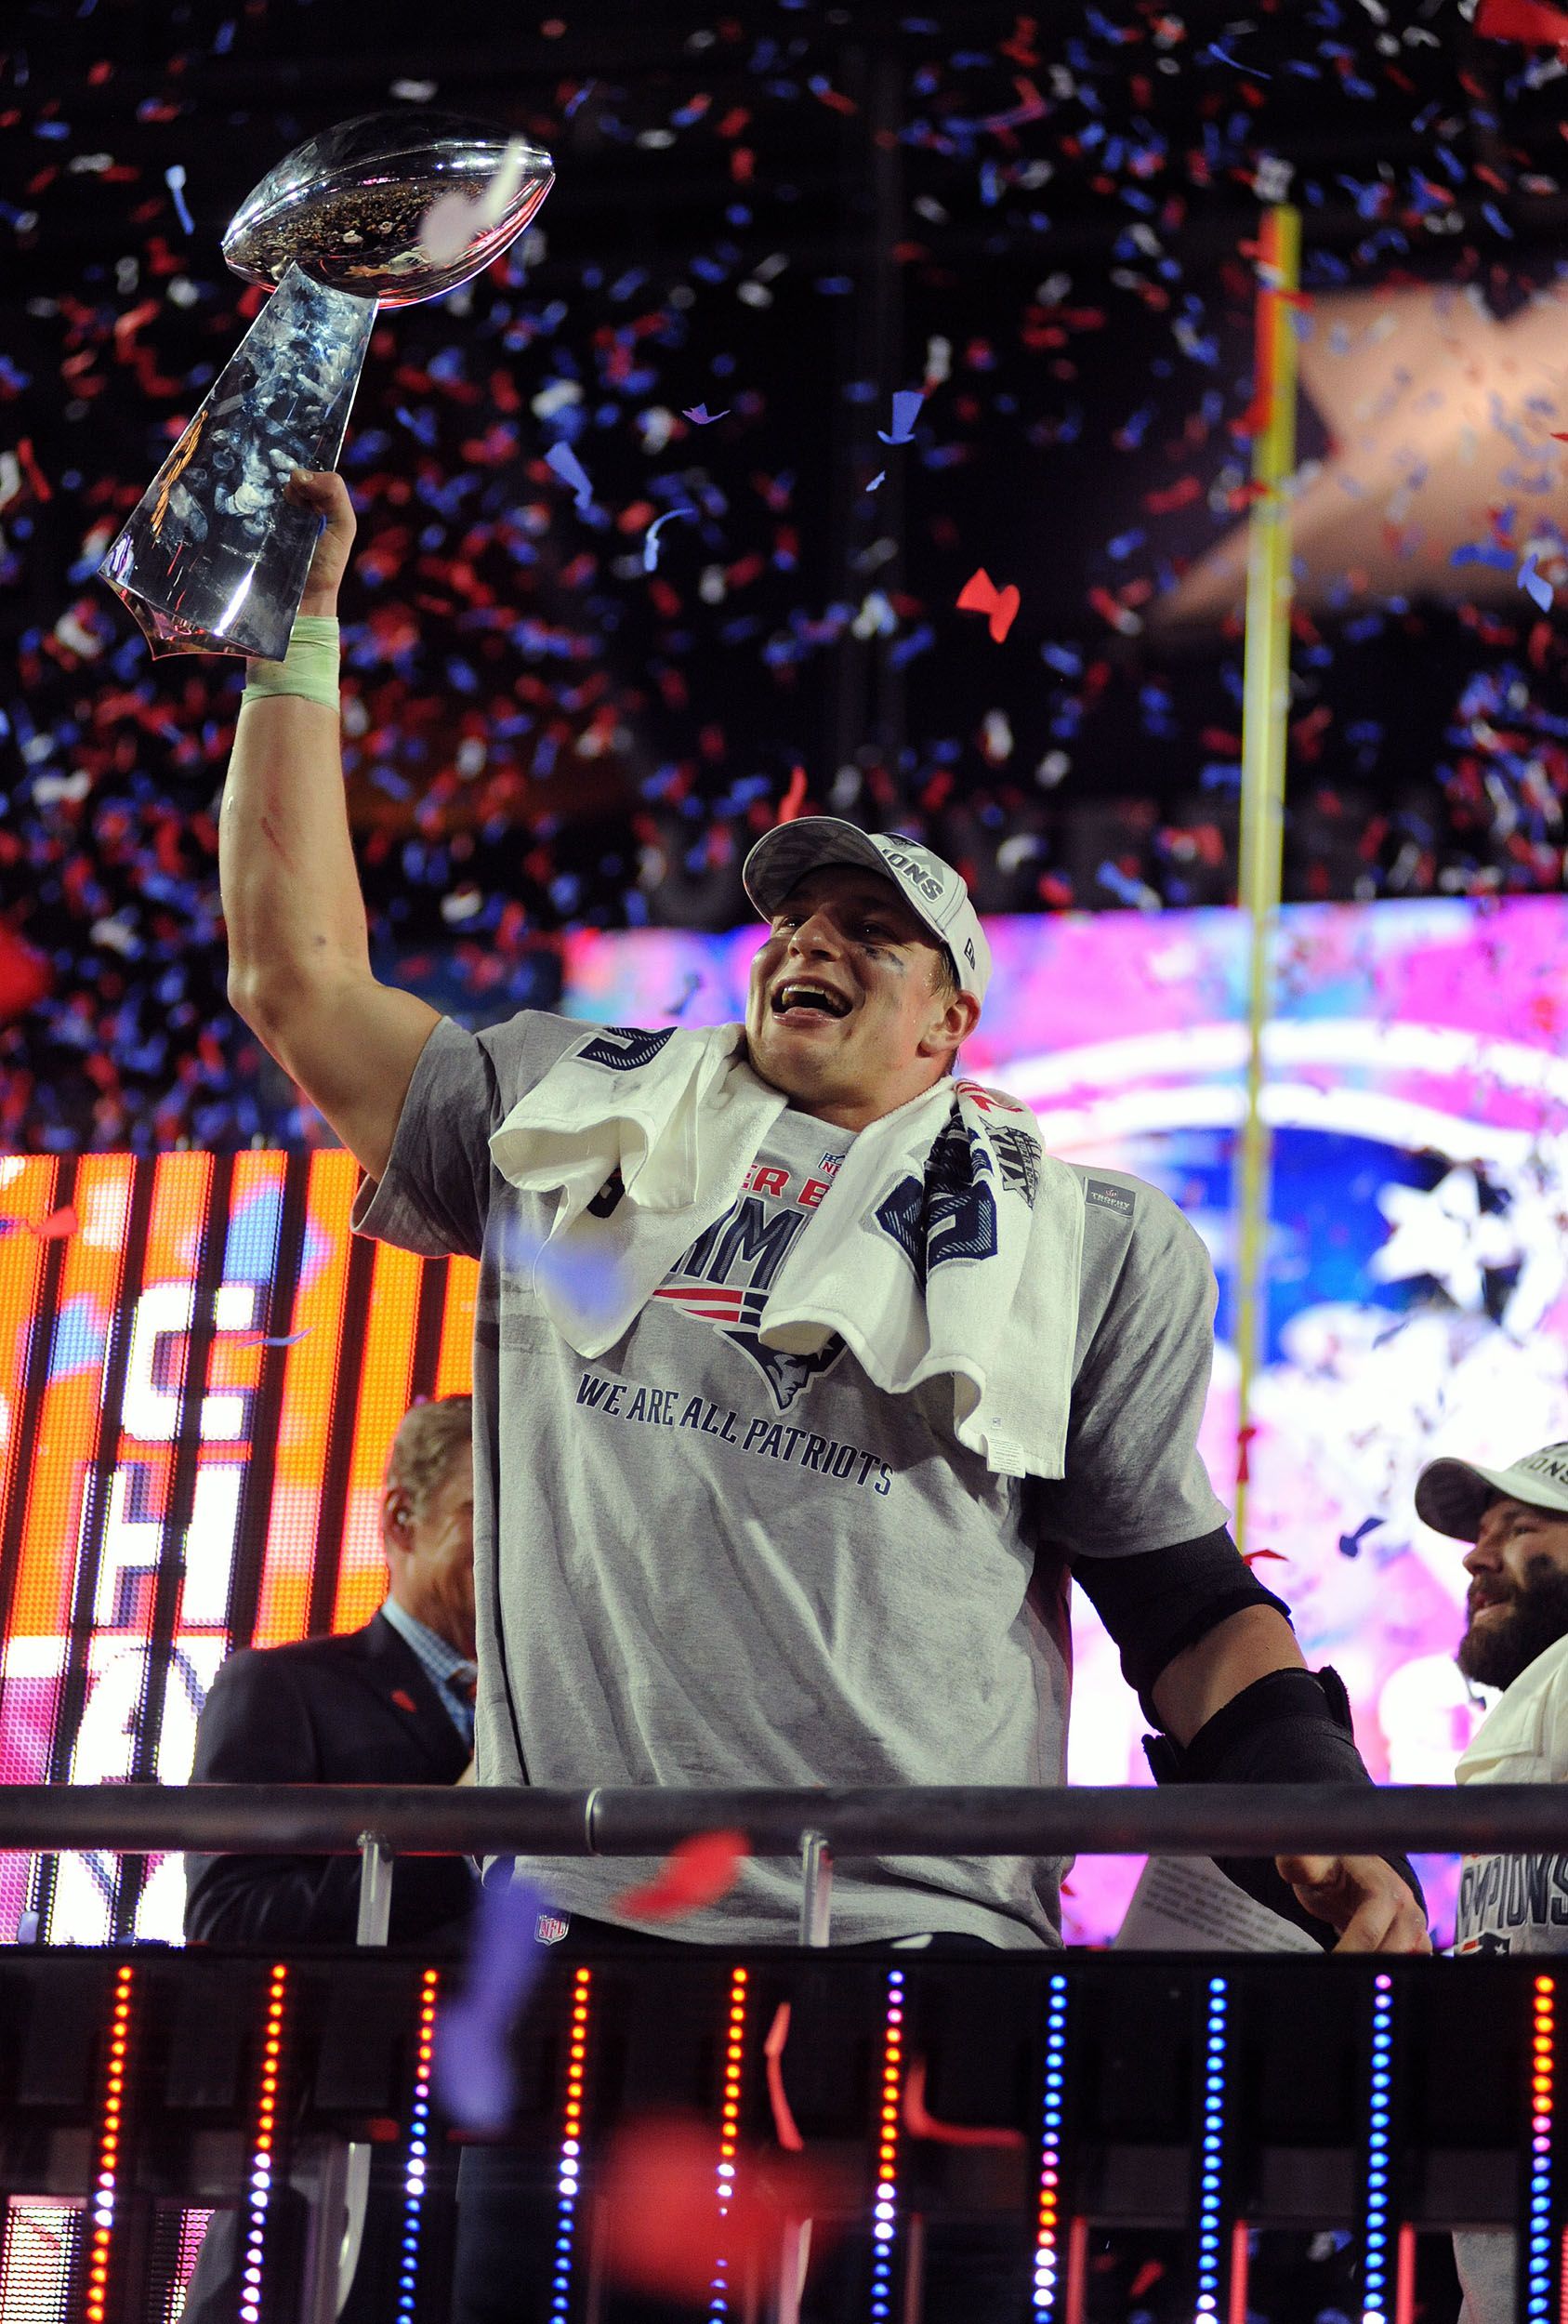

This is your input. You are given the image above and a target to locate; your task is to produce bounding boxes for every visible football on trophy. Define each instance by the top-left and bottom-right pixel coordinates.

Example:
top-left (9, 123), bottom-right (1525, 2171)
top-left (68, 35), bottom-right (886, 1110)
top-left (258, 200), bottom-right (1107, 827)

top-left (221, 109), bottom-right (554, 309)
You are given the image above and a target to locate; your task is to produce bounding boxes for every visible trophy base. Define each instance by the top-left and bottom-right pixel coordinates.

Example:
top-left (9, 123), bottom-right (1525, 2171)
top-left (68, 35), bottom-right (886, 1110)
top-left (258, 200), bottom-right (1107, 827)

top-left (99, 264), bottom-right (376, 662)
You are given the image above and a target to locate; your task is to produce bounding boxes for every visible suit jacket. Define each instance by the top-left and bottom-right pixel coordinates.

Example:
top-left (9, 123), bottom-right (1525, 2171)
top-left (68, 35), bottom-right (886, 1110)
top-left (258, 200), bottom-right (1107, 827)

top-left (184, 1609), bottom-right (478, 1946)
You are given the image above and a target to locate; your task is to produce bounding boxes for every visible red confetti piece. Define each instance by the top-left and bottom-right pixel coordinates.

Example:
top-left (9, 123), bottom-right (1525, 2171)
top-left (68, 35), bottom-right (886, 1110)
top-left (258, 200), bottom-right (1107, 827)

top-left (607, 1828), bottom-right (749, 1922)
top-left (0, 923), bottom-right (49, 1023)
top-left (1242, 1547), bottom-right (1289, 1566)
top-left (903, 2057), bottom-right (1026, 2149)
top-left (955, 566), bottom-right (1021, 642)
top-left (33, 1206), bottom-right (78, 1243)
top-left (1129, 2260), bottom-right (1167, 2298)
top-left (1144, 475), bottom-right (1203, 514)
top-left (777, 764), bottom-right (808, 823)
top-left (15, 438), bottom-right (51, 504)
top-left (764, 2002), bottom-right (805, 2151)
top-left (599, 2115), bottom-right (851, 2304)
top-left (1235, 1422), bottom-right (1258, 1486)
top-left (1476, 0), bottom-right (1568, 43)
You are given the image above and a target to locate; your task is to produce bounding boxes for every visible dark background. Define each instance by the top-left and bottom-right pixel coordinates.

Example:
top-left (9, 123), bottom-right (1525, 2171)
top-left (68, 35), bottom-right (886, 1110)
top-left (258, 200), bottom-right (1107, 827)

top-left (3, 0), bottom-right (1566, 1147)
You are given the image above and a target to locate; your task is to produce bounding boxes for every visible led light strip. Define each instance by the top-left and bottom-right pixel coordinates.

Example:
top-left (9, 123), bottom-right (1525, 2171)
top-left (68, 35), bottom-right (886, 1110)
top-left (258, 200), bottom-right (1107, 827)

top-left (1196, 1976), bottom-right (1229, 2321)
top-left (83, 1961), bottom-right (134, 2324)
top-left (239, 1964), bottom-right (288, 2324)
top-left (869, 1969), bottom-right (905, 2324)
top-left (708, 1965), bottom-right (749, 2322)
top-left (1033, 1972), bottom-right (1069, 2318)
top-left (1529, 1974), bottom-right (1555, 2324)
top-left (1363, 1974), bottom-right (1394, 2324)
top-left (548, 1966), bottom-right (592, 2324)
top-left (396, 1968), bottom-right (441, 2322)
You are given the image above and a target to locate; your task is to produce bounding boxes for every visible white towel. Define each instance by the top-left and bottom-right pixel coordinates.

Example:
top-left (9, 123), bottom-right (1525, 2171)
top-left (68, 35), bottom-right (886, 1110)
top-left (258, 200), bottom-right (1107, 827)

top-left (489, 1022), bottom-right (1085, 1480)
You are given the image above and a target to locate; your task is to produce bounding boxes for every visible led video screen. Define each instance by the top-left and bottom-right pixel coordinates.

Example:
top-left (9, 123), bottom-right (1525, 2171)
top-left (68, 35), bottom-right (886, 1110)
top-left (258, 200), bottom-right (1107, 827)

top-left (3, 892), bottom-right (1563, 1946)
top-left (0, 1150), bottom-right (477, 1945)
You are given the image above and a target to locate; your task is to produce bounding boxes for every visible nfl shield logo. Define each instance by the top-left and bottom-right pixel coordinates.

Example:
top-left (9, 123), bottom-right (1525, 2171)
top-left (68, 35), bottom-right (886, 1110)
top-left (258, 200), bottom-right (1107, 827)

top-left (534, 1911), bottom-right (571, 1947)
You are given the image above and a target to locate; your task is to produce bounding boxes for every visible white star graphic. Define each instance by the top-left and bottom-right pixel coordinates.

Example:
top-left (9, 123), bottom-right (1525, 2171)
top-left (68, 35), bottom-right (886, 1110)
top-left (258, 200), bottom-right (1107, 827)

top-left (1158, 280), bottom-right (1568, 625)
top-left (1369, 1164), bottom-right (1522, 1310)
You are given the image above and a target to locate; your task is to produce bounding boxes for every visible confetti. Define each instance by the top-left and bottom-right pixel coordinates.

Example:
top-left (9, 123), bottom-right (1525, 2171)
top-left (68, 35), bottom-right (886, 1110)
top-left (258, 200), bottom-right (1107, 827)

top-left (1207, 43), bottom-right (1270, 76)
top-left (1337, 1516), bottom-right (1384, 1560)
top-left (598, 2115), bottom-right (851, 2304)
top-left (763, 2003), bottom-right (804, 2150)
top-left (902, 2057), bottom-right (1026, 2149)
top-left (955, 568), bottom-right (1021, 643)
top-left (642, 507), bottom-right (695, 572)
top-left (164, 164), bottom-right (194, 236)
top-left (778, 764), bottom-right (808, 823)
top-left (3, 2), bottom-right (1566, 1160)
top-left (542, 441), bottom-right (597, 514)
top-left (607, 1828), bottom-right (749, 1922)
top-left (876, 388), bottom-right (924, 445)
top-left (433, 1874), bottom-right (555, 2133)
top-left (419, 136), bottom-right (536, 264)
top-left (1518, 550), bottom-right (1555, 612)
top-left (1475, 0), bottom-right (1568, 43)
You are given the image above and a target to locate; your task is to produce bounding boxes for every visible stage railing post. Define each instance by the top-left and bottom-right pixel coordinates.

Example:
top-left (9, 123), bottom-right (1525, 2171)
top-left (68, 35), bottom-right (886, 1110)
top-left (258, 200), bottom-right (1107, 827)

top-left (332, 1834), bottom-right (394, 2312)
top-left (1232, 198), bottom-right (1301, 1554)
top-left (798, 1829), bottom-right (833, 1948)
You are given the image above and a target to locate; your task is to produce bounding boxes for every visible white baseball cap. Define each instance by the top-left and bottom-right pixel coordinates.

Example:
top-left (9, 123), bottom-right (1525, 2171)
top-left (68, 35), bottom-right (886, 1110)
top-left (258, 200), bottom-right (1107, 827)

top-left (741, 816), bottom-right (992, 1004)
top-left (1415, 1441), bottom-right (1568, 1542)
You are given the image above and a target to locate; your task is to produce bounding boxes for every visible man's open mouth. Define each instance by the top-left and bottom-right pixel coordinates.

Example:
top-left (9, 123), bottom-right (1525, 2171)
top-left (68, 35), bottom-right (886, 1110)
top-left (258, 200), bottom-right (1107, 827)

top-left (771, 980), bottom-right (851, 1022)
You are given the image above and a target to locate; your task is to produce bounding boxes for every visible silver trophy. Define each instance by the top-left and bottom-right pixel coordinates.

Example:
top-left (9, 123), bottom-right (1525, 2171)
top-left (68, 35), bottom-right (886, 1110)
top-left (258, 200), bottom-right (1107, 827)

top-left (99, 111), bottom-right (553, 661)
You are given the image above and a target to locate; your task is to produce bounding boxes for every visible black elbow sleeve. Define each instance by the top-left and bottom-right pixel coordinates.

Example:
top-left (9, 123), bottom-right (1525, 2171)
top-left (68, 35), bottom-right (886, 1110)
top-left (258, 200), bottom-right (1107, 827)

top-left (1072, 1525), bottom-right (1290, 1717)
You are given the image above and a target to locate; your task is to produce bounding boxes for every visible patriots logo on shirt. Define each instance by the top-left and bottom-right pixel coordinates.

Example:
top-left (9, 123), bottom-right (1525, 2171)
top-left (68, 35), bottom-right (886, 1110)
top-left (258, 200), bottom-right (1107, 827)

top-left (654, 1279), bottom-right (847, 1411)
top-left (578, 1026), bottom-right (675, 1073)
top-left (875, 1117), bottom-right (999, 1287)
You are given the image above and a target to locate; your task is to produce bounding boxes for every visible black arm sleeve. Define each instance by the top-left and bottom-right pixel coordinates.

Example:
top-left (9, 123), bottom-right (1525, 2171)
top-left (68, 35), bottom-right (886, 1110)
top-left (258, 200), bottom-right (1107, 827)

top-left (1072, 1525), bottom-right (1290, 1718)
top-left (1143, 1665), bottom-right (1426, 1948)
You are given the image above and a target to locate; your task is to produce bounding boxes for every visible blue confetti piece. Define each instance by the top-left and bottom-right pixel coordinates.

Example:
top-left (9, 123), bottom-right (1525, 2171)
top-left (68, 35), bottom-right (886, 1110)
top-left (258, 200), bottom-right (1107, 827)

top-left (865, 470), bottom-right (886, 493)
top-left (876, 388), bottom-right (924, 445)
top-left (434, 1876), bottom-right (555, 2132)
top-left (1518, 551), bottom-right (1555, 612)
top-left (643, 507), bottom-right (695, 572)
top-left (544, 440), bottom-right (596, 512)
top-left (164, 164), bottom-right (194, 236)
top-left (888, 622), bottom-right (935, 669)
top-left (1337, 1516), bottom-right (1383, 1560)
top-left (680, 403), bottom-right (730, 425)
top-left (1451, 542), bottom-right (1514, 571)
top-left (1207, 42), bottom-right (1269, 75)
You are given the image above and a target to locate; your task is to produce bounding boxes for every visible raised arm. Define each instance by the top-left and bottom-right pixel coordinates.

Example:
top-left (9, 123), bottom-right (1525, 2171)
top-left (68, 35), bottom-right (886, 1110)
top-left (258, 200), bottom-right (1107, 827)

top-left (219, 469), bottom-right (438, 1182)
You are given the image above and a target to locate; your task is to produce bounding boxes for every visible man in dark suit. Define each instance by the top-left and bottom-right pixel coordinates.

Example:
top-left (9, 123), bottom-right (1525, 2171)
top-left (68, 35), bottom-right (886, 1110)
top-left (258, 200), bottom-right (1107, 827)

top-left (182, 1395), bottom-right (480, 2322)
top-left (185, 1392), bottom-right (480, 1946)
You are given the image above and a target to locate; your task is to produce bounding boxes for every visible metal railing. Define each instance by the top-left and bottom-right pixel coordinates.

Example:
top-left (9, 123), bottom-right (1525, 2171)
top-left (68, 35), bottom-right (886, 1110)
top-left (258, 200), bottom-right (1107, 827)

top-left (1, 1778), bottom-right (1564, 1858)
top-left (2, 1781), bottom-right (1549, 2324)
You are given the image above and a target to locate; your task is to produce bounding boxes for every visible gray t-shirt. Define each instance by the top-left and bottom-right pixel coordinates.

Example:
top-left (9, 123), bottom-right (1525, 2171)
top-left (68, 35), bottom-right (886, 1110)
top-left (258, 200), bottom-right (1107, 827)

top-left (356, 1011), bottom-right (1227, 1948)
